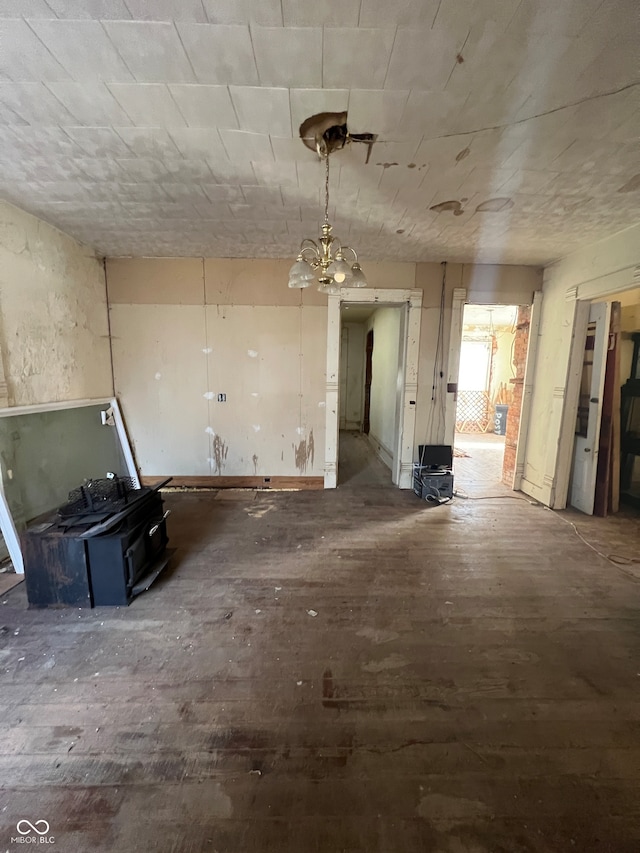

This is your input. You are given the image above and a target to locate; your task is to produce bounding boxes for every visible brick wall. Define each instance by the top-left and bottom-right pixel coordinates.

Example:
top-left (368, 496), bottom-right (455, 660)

top-left (502, 305), bottom-right (531, 486)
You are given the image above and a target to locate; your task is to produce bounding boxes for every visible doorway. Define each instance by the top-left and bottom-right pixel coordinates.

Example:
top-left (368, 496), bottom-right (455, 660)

top-left (324, 287), bottom-right (423, 489)
top-left (453, 304), bottom-right (533, 492)
top-left (566, 286), bottom-right (640, 516)
top-left (338, 305), bottom-right (402, 486)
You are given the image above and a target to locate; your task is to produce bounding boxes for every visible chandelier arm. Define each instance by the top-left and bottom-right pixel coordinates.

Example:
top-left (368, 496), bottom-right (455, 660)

top-left (299, 238), bottom-right (319, 252)
top-left (340, 246), bottom-right (358, 263)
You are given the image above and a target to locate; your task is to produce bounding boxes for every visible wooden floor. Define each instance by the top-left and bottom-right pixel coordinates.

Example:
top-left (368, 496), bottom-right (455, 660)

top-left (1, 436), bottom-right (640, 852)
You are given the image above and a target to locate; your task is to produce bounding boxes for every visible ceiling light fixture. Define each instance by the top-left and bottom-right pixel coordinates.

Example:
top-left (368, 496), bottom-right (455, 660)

top-left (288, 152), bottom-right (367, 295)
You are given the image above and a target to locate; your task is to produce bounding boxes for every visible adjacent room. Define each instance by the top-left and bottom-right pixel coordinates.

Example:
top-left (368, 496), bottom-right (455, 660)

top-left (0, 0), bottom-right (639, 850)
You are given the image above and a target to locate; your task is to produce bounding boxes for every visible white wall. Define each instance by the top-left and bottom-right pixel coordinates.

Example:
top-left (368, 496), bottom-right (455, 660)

top-left (339, 321), bottom-right (365, 430)
top-left (107, 257), bottom-right (542, 481)
top-left (0, 201), bottom-right (113, 406)
top-left (368, 307), bottom-right (402, 467)
top-left (107, 258), bottom-right (326, 480)
top-left (521, 223), bottom-right (640, 508)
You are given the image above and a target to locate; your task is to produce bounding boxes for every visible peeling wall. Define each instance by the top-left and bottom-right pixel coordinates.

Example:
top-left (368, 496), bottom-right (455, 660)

top-left (107, 257), bottom-right (541, 479)
top-left (108, 258), bottom-right (326, 478)
top-left (0, 201), bottom-right (113, 406)
top-left (521, 223), bottom-right (640, 508)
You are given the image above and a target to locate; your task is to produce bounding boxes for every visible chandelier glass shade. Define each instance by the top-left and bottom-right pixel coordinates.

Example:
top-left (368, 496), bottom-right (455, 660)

top-left (288, 153), bottom-right (368, 293)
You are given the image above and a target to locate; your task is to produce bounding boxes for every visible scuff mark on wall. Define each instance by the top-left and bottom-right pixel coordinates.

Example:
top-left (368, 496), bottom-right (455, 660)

top-left (212, 434), bottom-right (228, 474)
top-left (252, 454), bottom-right (258, 474)
top-left (293, 429), bottom-right (315, 473)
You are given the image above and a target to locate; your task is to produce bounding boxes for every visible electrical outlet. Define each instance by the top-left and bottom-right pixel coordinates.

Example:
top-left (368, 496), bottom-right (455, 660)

top-left (218, 393), bottom-right (226, 402)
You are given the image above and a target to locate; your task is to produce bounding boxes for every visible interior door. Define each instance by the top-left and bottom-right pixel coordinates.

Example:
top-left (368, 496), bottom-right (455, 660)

top-left (362, 329), bottom-right (373, 434)
top-left (570, 301), bottom-right (611, 514)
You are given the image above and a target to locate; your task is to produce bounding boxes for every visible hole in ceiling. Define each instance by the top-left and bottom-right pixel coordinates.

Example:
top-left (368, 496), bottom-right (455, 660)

top-left (299, 112), bottom-right (378, 162)
top-left (476, 197), bottom-right (514, 212)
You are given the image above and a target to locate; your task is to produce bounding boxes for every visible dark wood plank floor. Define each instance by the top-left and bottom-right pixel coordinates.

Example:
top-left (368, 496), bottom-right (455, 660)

top-left (1, 437), bottom-right (640, 851)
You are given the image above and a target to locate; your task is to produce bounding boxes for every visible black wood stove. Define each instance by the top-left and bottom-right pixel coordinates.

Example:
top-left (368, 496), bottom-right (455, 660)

top-left (22, 476), bottom-right (172, 608)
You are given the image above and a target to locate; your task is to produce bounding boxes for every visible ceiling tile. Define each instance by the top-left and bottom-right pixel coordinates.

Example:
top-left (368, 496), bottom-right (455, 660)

top-left (160, 183), bottom-right (208, 202)
top-left (176, 23), bottom-right (259, 85)
top-left (385, 27), bottom-right (467, 90)
top-left (6, 125), bottom-right (84, 156)
top-left (323, 28), bottom-right (395, 89)
top-left (0, 82), bottom-right (76, 125)
top-left (251, 160), bottom-right (299, 186)
top-left (45, 0), bottom-right (132, 18)
top-left (103, 21), bottom-right (196, 83)
top-left (200, 185), bottom-right (243, 202)
top-left (359, 0), bottom-right (439, 27)
top-left (218, 129), bottom-right (274, 162)
top-left (289, 88), bottom-right (349, 137)
top-left (205, 158), bottom-right (255, 183)
top-left (115, 159), bottom-right (172, 181)
top-left (168, 127), bottom-right (228, 159)
top-left (229, 86), bottom-right (291, 136)
top-left (64, 126), bottom-right (135, 157)
top-left (168, 84), bottom-right (238, 128)
top-left (75, 158), bottom-right (126, 181)
top-left (46, 81), bottom-right (134, 125)
top-left (347, 89), bottom-right (410, 135)
top-left (202, 0), bottom-right (282, 25)
top-left (282, 0), bottom-right (361, 26)
top-left (251, 25), bottom-right (322, 88)
top-left (28, 20), bottom-right (134, 82)
top-left (241, 185), bottom-right (283, 205)
top-left (271, 136), bottom-right (319, 162)
top-left (0, 19), bottom-right (70, 82)
top-left (124, 0), bottom-right (208, 22)
top-left (398, 89), bottom-right (466, 137)
top-left (0, 102), bottom-right (27, 124)
top-left (0, 0), bottom-right (56, 16)
top-left (115, 127), bottom-right (182, 158)
top-left (162, 158), bottom-right (213, 181)
top-left (108, 83), bottom-right (187, 126)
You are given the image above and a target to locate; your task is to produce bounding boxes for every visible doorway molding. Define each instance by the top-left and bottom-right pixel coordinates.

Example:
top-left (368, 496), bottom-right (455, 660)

top-left (324, 287), bottom-right (423, 489)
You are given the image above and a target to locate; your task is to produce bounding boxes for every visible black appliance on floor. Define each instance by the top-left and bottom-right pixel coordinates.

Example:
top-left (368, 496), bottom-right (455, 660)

top-left (22, 476), bottom-right (172, 608)
top-left (413, 445), bottom-right (454, 503)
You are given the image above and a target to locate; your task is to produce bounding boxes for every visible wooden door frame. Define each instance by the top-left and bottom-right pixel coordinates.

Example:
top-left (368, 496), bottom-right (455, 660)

top-left (324, 288), bottom-right (423, 489)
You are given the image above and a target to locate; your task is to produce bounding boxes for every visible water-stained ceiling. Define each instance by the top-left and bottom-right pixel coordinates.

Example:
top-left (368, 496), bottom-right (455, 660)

top-left (0, 0), bottom-right (638, 265)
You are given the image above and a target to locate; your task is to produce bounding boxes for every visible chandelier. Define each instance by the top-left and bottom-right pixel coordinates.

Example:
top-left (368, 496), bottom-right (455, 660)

top-left (287, 152), bottom-right (368, 294)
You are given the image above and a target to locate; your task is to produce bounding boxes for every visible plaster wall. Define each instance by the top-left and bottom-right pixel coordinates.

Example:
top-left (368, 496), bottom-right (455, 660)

top-left (521, 223), bottom-right (640, 508)
top-left (108, 258), bottom-right (327, 478)
top-left (0, 201), bottom-right (112, 406)
top-left (107, 257), bottom-right (541, 479)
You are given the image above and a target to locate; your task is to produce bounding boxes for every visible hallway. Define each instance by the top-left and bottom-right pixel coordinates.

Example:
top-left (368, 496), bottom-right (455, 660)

top-left (1, 459), bottom-right (640, 851)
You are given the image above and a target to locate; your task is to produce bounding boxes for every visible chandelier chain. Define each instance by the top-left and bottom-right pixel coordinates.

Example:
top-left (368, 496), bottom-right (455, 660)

top-left (324, 154), bottom-right (330, 225)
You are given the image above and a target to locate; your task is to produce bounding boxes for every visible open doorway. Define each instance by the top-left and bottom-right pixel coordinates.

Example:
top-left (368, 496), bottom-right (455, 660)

top-left (337, 304), bottom-right (403, 486)
top-left (454, 304), bottom-right (528, 492)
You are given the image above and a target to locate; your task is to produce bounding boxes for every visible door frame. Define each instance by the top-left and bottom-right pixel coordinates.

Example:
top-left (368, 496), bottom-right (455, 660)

top-left (568, 301), bottom-right (611, 514)
top-left (324, 288), bottom-right (423, 489)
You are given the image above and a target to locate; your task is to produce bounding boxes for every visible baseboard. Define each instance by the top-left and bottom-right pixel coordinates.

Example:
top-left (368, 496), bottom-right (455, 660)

top-left (141, 475), bottom-right (325, 490)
